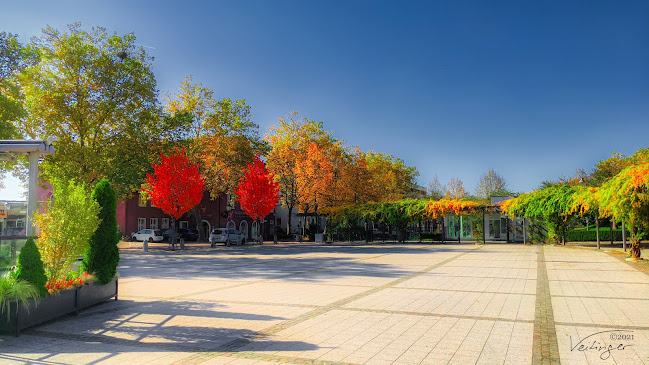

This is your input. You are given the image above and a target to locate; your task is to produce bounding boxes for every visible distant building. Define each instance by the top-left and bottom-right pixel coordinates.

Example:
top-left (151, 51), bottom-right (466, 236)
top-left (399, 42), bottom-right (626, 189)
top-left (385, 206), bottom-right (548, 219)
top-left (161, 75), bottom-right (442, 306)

top-left (0, 200), bottom-right (27, 236)
top-left (442, 196), bottom-right (528, 242)
top-left (36, 183), bottom-right (273, 241)
top-left (117, 191), bottom-right (271, 241)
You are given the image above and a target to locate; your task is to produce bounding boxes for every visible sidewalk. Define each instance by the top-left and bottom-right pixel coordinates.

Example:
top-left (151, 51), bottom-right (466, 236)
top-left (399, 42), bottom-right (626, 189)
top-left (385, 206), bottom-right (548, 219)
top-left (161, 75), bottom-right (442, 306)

top-left (1, 243), bottom-right (648, 364)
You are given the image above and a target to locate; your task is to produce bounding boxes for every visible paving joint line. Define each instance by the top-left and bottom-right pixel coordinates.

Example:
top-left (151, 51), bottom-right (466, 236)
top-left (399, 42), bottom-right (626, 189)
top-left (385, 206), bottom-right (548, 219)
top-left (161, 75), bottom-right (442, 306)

top-left (384, 286), bottom-right (536, 296)
top-left (551, 294), bottom-right (649, 300)
top-left (340, 306), bottom-right (534, 324)
top-left (553, 321), bottom-right (649, 331)
top-left (532, 244), bottom-right (560, 365)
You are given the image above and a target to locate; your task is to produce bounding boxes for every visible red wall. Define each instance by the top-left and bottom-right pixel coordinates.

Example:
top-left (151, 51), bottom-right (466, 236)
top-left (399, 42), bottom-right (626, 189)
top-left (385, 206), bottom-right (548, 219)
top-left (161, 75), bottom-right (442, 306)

top-left (116, 191), bottom-right (257, 240)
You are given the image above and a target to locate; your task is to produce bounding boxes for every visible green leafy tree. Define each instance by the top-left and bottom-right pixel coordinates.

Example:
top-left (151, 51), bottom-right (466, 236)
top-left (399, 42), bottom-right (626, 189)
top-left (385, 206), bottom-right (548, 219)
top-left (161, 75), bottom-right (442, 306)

top-left (363, 151), bottom-right (419, 202)
top-left (83, 179), bottom-right (120, 284)
top-left (0, 31), bottom-right (34, 138)
top-left (377, 201), bottom-right (412, 242)
top-left (502, 183), bottom-right (577, 244)
top-left (15, 237), bottom-right (48, 297)
top-left (0, 32), bottom-right (36, 189)
top-left (34, 179), bottom-right (100, 285)
top-left (597, 164), bottom-right (649, 258)
top-left (16, 24), bottom-right (161, 200)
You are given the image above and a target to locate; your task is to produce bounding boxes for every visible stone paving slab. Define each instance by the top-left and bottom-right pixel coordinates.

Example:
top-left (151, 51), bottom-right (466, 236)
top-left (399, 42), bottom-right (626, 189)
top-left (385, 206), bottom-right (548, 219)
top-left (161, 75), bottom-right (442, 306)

top-left (2, 242), bottom-right (649, 364)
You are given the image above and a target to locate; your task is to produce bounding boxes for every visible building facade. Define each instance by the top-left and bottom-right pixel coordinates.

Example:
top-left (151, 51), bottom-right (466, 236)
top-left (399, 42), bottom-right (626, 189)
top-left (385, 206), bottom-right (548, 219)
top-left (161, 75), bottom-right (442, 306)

top-left (117, 191), bottom-right (265, 241)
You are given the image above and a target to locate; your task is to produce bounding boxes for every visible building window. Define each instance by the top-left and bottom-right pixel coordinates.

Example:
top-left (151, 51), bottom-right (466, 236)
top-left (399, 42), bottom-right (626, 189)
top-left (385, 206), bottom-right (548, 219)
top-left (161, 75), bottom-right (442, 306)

top-left (161, 218), bottom-right (169, 229)
top-left (138, 218), bottom-right (146, 231)
top-left (179, 221), bottom-right (188, 229)
top-left (138, 193), bottom-right (147, 207)
top-left (150, 218), bottom-right (158, 230)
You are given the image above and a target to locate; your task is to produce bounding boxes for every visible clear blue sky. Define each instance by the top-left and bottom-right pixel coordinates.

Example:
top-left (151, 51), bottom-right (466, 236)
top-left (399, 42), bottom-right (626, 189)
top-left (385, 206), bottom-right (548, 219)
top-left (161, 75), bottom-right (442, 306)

top-left (1, 0), bottom-right (648, 199)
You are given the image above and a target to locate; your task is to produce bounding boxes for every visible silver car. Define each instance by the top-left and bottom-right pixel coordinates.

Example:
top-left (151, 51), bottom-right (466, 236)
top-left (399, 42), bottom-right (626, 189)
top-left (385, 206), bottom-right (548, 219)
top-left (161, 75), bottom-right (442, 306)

top-left (210, 228), bottom-right (246, 247)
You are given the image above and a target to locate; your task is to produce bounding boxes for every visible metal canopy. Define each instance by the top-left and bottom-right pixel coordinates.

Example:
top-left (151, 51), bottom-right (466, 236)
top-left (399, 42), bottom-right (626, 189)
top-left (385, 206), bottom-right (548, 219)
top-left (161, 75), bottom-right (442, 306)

top-left (0, 139), bottom-right (56, 236)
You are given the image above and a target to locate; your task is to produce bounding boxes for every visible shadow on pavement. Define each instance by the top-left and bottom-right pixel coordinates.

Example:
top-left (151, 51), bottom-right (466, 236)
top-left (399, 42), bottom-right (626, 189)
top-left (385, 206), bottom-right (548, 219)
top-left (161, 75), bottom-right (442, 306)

top-left (1, 299), bottom-right (317, 358)
top-left (117, 244), bottom-right (479, 281)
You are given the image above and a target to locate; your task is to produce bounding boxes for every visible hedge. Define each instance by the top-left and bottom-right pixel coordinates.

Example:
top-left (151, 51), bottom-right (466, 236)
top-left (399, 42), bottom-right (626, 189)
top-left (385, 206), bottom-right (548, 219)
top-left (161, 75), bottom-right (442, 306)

top-left (565, 229), bottom-right (623, 242)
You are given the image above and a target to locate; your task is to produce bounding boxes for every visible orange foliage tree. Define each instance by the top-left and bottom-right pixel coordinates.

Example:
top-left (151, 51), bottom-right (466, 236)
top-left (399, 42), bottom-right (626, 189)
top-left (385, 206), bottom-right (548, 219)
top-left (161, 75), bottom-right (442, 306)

top-left (265, 112), bottom-right (333, 234)
top-left (143, 149), bottom-right (205, 243)
top-left (294, 143), bottom-right (334, 218)
top-left (234, 156), bottom-right (280, 243)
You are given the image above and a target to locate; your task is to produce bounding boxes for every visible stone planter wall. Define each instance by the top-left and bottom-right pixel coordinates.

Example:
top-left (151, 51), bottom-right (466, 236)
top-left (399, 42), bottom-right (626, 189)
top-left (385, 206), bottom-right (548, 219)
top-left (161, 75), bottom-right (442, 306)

top-left (0, 277), bottom-right (118, 336)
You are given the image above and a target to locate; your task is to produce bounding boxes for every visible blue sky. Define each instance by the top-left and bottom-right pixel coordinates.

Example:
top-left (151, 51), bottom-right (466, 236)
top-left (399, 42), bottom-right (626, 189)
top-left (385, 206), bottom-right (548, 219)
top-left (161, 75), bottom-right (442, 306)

top-left (1, 0), bottom-right (648, 199)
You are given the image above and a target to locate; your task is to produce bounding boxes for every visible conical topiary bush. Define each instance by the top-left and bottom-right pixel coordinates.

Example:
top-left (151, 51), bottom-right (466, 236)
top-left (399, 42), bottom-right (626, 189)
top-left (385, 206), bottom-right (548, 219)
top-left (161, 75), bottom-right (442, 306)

top-left (15, 237), bottom-right (48, 297)
top-left (83, 179), bottom-right (120, 285)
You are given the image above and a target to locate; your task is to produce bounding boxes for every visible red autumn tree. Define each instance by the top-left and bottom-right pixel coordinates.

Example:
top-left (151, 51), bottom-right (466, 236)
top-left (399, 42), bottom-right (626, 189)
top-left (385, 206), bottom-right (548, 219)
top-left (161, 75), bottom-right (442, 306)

top-left (143, 149), bottom-right (205, 243)
top-left (235, 156), bottom-right (280, 242)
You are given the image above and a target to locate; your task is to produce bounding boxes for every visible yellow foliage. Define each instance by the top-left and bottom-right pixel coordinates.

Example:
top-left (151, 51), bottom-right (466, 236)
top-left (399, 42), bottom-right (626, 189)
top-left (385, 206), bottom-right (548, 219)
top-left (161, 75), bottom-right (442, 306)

top-left (425, 199), bottom-right (479, 219)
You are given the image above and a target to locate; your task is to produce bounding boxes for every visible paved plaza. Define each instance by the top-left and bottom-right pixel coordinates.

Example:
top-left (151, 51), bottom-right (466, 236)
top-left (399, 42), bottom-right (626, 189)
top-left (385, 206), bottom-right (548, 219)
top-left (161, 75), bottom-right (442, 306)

top-left (1, 243), bottom-right (648, 364)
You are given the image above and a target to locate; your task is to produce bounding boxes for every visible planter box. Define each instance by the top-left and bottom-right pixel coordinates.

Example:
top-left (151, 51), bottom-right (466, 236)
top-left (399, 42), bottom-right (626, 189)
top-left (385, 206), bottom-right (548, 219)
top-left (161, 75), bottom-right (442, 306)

top-left (77, 277), bottom-right (118, 310)
top-left (0, 278), bottom-right (118, 336)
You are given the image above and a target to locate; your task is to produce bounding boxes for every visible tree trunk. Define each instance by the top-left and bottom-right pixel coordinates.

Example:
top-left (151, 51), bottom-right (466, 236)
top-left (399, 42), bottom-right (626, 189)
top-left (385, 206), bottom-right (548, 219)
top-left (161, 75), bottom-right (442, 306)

top-left (630, 224), bottom-right (642, 259)
top-left (630, 241), bottom-right (641, 258)
top-left (596, 218), bottom-right (600, 249)
top-left (287, 205), bottom-right (294, 235)
top-left (192, 207), bottom-right (204, 241)
top-left (622, 219), bottom-right (627, 252)
top-left (170, 217), bottom-right (176, 251)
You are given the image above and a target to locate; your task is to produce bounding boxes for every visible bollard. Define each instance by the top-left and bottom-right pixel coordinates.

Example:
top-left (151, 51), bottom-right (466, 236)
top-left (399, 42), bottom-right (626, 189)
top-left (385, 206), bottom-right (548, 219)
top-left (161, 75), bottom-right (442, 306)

top-left (180, 238), bottom-right (185, 250)
top-left (274, 234), bottom-right (277, 245)
top-left (143, 239), bottom-right (148, 252)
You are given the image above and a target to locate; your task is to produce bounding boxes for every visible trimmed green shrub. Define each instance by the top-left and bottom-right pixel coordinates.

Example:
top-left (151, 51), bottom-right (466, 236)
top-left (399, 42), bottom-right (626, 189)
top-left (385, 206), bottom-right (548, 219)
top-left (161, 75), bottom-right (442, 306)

top-left (566, 229), bottom-right (623, 242)
top-left (83, 179), bottom-right (120, 285)
top-left (15, 237), bottom-right (48, 297)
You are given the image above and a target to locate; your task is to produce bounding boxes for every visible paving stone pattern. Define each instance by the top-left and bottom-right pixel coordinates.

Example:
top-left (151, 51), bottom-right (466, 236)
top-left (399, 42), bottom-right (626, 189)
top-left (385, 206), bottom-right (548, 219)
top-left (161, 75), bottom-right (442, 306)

top-left (1, 243), bottom-right (648, 364)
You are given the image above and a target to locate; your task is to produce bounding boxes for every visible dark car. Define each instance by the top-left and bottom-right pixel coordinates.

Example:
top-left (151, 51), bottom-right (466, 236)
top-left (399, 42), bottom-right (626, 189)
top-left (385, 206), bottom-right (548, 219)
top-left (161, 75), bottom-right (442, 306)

top-left (179, 228), bottom-right (199, 241)
top-left (163, 228), bottom-right (199, 242)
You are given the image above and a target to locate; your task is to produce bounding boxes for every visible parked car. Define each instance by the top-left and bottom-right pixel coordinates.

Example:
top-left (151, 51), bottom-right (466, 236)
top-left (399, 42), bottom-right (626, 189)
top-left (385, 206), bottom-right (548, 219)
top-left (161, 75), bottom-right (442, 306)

top-left (210, 228), bottom-right (246, 247)
top-left (179, 228), bottom-right (199, 241)
top-left (131, 229), bottom-right (164, 242)
top-left (162, 228), bottom-right (199, 242)
top-left (162, 229), bottom-right (175, 242)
